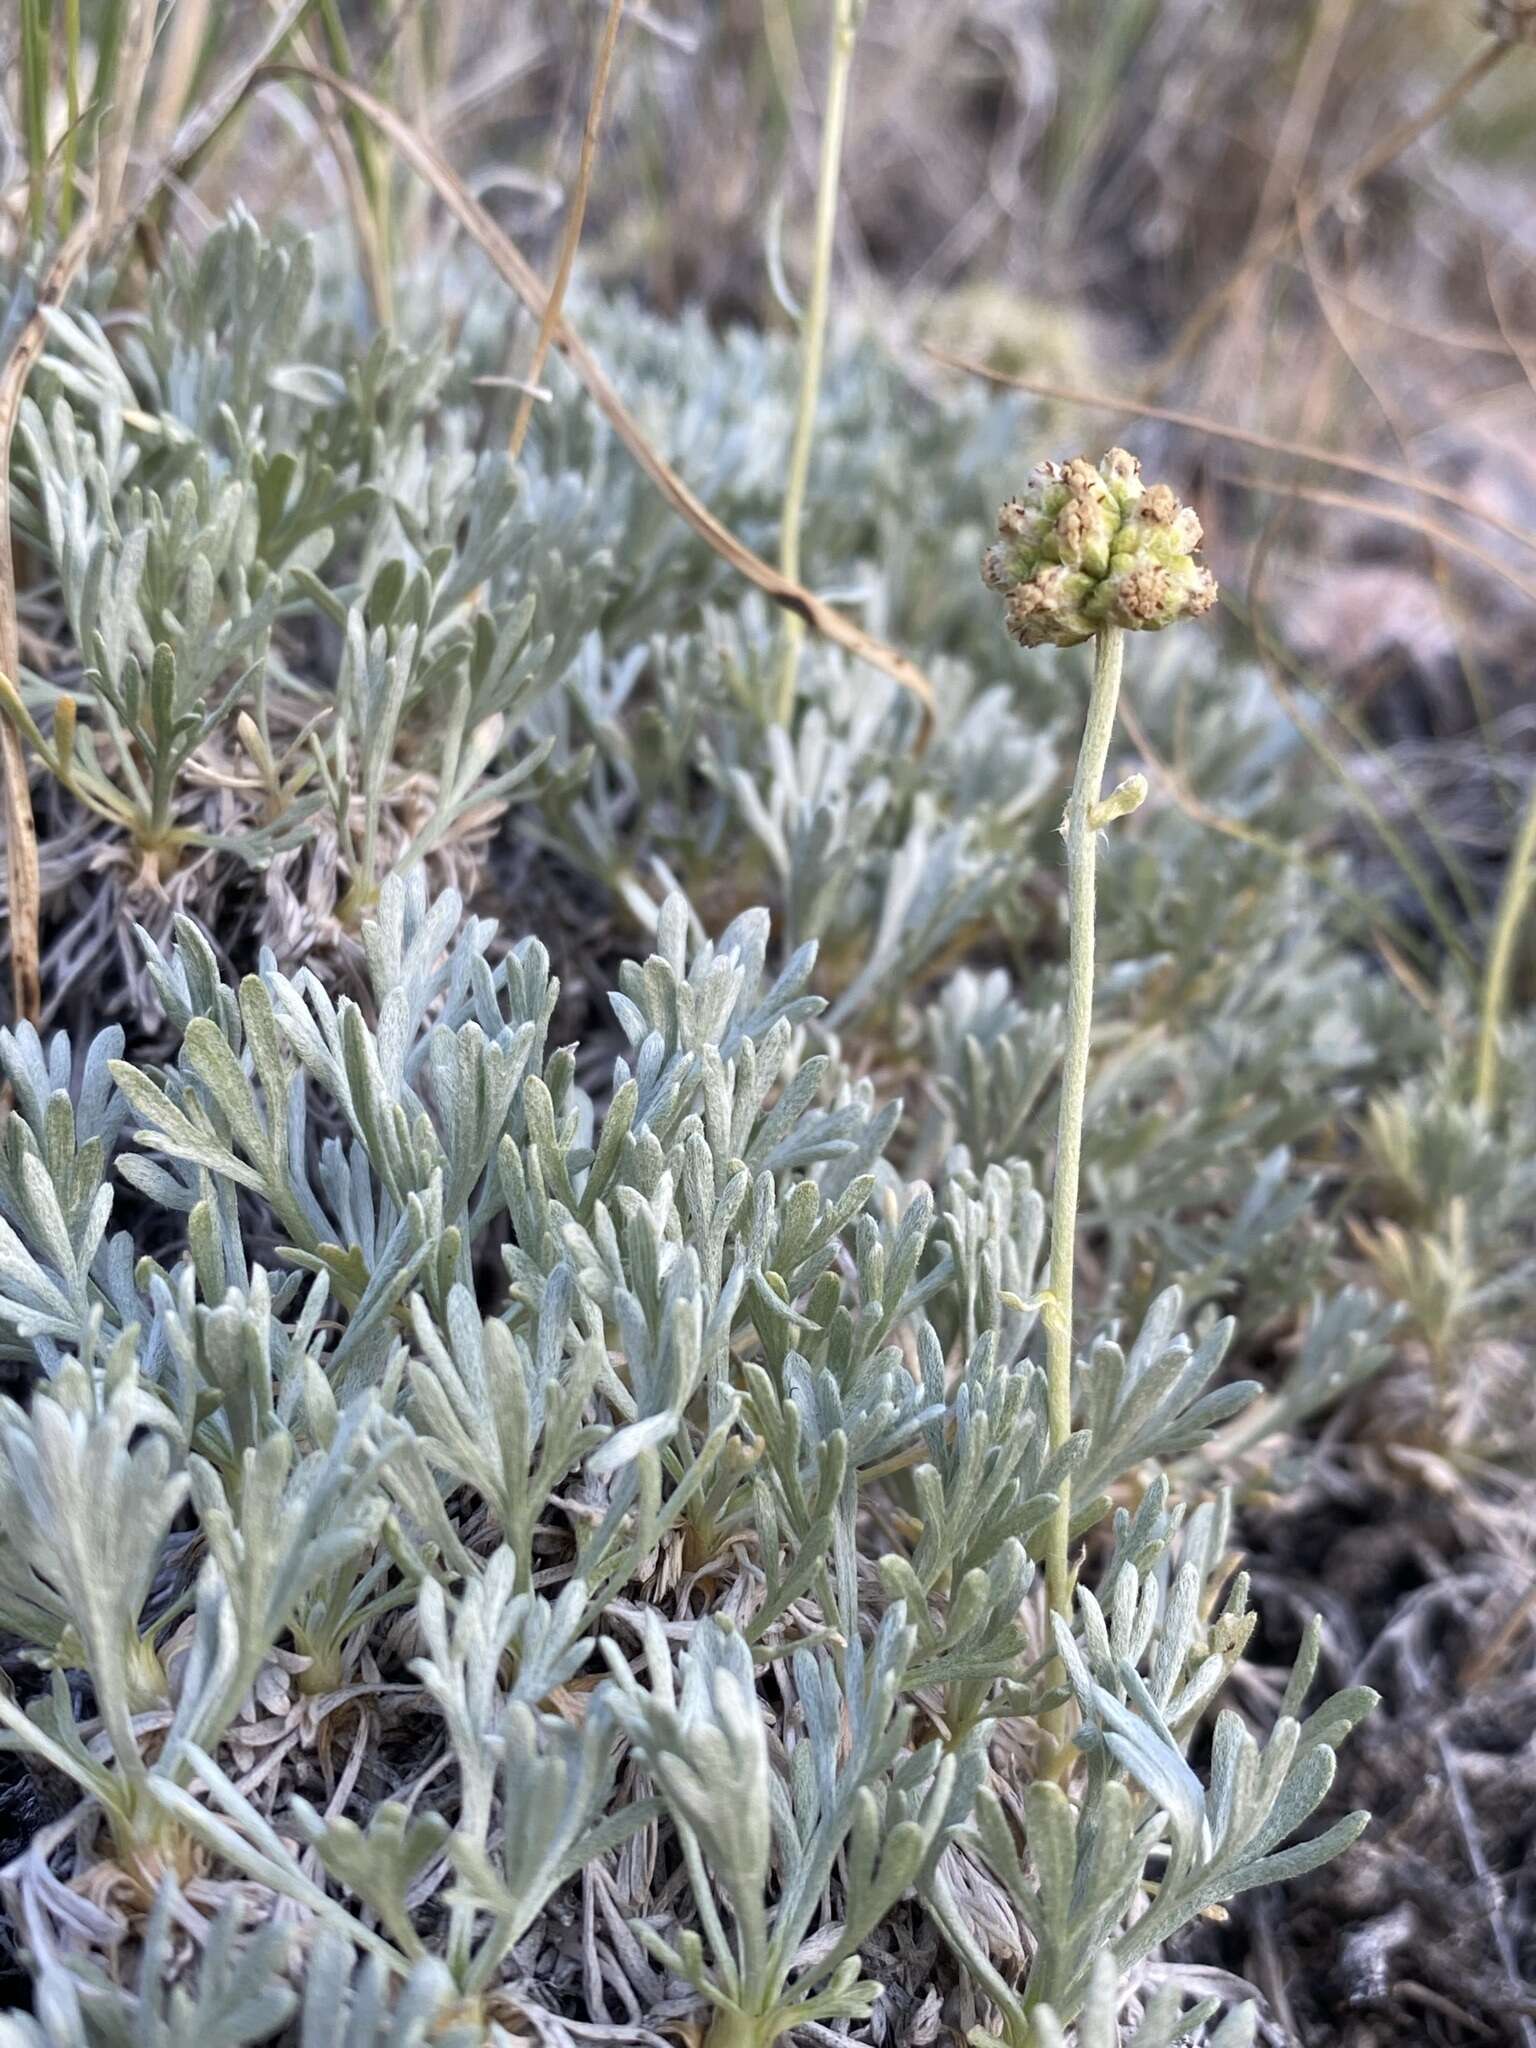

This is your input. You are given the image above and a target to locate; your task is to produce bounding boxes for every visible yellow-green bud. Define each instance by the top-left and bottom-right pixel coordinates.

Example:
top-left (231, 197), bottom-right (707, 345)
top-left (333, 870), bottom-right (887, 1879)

top-left (981, 449), bottom-right (1217, 649)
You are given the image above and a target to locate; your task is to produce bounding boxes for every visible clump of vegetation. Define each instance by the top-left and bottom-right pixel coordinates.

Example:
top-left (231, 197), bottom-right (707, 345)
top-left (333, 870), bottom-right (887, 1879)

top-left (2, 5), bottom-right (1535, 2045)
top-left (0, 858), bottom-right (1378, 2048)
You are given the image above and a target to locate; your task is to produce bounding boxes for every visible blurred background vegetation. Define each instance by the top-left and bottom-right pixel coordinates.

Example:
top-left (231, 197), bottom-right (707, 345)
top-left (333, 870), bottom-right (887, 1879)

top-left (102, 0), bottom-right (1536, 928)
top-left (7, 0), bottom-right (1536, 955)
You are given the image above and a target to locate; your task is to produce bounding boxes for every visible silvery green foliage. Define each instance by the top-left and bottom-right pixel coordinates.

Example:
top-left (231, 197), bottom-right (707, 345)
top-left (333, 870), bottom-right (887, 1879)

top-left (0, 1024), bottom-right (125, 1370)
top-left (0, 878), bottom-right (1376, 2044)
top-left (0, 1334), bottom-right (181, 1724)
top-left (923, 1496), bottom-right (1371, 2043)
top-left (9, 209), bottom-right (567, 892)
top-left (1, 1896), bottom-right (475, 2048)
top-left (1048, 1560), bottom-right (1373, 1979)
top-left (8, 212), bottom-right (1434, 1406)
top-left (11, 209), bottom-right (1067, 1052)
top-left (4, 1896), bottom-right (296, 2048)
top-left (600, 1610), bottom-right (965, 2044)
top-left (1016, 1952), bottom-right (1257, 2048)
top-left (0, 211), bottom-right (1429, 2048)
top-left (918, 970), bottom-right (1062, 1169)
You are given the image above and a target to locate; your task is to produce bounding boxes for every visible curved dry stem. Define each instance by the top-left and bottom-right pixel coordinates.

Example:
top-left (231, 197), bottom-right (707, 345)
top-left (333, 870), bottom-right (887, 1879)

top-left (254, 60), bottom-right (936, 722)
top-left (1147, 40), bottom-right (1512, 390)
top-left (0, 214), bottom-right (96, 1028)
top-left (922, 345), bottom-right (1536, 566)
top-left (773, 0), bottom-right (863, 726)
top-left (508, 0), bottom-right (627, 464)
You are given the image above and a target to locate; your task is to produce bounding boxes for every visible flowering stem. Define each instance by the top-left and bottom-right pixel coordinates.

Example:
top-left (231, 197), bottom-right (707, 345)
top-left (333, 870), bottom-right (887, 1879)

top-left (1044, 623), bottom-right (1126, 1625)
top-left (773, 0), bottom-right (863, 728)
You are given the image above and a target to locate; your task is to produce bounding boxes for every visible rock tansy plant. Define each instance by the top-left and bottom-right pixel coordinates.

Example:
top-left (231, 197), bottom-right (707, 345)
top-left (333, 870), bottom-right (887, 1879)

top-left (0, 213), bottom-right (1405, 2045)
top-left (0, 864), bottom-right (1374, 2048)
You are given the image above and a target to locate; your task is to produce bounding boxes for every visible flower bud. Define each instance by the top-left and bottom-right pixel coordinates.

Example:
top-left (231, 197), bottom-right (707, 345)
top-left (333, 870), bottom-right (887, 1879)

top-left (52, 695), bottom-right (77, 785)
top-left (1090, 772), bottom-right (1148, 828)
top-left (981, 448), bottom-right (1217, 649)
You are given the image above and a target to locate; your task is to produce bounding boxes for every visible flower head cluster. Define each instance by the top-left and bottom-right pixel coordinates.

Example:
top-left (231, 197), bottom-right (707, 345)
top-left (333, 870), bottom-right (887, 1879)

top-left (981, 447), bottom-right (1217, 649)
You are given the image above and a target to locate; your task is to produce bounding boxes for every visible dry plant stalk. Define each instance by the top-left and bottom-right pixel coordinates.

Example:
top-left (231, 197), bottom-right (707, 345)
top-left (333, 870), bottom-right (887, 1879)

top-left (258, 62), bottom-right (936, 720)
top-left (508, 0), bottom-right (627, 463)
top-left (0, 215), bottom-right (96, 1026)
top-left (923, 344), bottom-right (1536, 563)
top-left (773, 0), bottom-right (868, 727)
top-left (92, 0), bottom-right (159, 239)
top-left (1148, 40), bottom-right (1513, 388)
top-left (1219, 471), bottom-right (1536, 612)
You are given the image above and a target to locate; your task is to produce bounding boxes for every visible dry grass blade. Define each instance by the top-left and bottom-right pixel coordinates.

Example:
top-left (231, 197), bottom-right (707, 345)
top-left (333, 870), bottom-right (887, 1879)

top-left (1228, 533), bottom-right (1482, 983)
top-left (1293, 208), bottom-right (1502, 908)
top-left (144, 0), bottom-right (215, 163)
top-left (260, 60), bottom-right (936, 720)
top-left (97, 0), bottom-right (340, 272)
top-left (1149, 39), bottom-right (1513, 387)
top-left (1218, 469), bottom-right (1536, 610)
top-left (923, 345), bottom-right (1536, 562)
top-left (508, 0), bottom-right (626, 463)
top-left (94, 0), bottom-right (159, 240)
top-left (0, 215), bottom-right (96, 1029)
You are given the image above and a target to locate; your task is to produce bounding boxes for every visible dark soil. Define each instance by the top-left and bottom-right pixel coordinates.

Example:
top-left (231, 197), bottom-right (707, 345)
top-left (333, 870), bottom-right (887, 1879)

top-left (1183, 1466), bottom-right (1536, 2046)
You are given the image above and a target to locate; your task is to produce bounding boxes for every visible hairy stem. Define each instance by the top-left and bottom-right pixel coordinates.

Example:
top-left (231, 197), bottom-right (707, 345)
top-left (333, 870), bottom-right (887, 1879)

top-left (703, 2010), bottom-right (781, 2048)
top-left (1044, 624), bottom-right (1126, 1623)
top-left (1475, 765), bottom-right (1536, 1118)
top-left (773, 0), bottom-right (862, 728)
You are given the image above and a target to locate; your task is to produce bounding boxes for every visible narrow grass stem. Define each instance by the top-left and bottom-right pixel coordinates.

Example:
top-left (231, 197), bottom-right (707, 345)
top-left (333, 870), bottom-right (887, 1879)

top-left (508, 0), bottom-right (626, 464)
top-left (20, 0), bottom-right (50, 238)
top-left (1148, 40), bottom-right (1511, 393)
top-left (773, 0), bottom-right (862, 728)
top-left (60, 0), bottom-right (83, 232)
top-left (1044, 623), bottom-right (1126, 1624)
top-left (317, 0), bottom-right (395, 323)
top-left (1475, 766), bottom-right (1536, 1117)
top-left (96, 0), bottom-right (157, 237)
